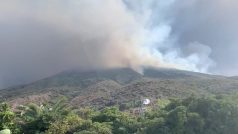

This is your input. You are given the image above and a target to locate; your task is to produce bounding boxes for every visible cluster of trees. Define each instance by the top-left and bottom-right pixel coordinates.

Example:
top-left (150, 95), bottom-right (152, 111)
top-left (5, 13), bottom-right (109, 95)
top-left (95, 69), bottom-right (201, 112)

top-left (1, 94), bottom-right (238, 134)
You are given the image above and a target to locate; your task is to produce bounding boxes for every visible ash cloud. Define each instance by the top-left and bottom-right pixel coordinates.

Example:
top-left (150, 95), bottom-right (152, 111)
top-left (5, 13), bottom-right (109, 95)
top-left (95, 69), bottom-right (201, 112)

top-left (0, 0), bottom-right (237, 88)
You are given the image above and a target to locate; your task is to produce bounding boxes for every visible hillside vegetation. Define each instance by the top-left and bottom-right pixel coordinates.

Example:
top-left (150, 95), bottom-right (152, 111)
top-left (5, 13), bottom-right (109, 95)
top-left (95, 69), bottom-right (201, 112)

top-left (1, 68), bottom-right (238, 133)
top-left (1, 68), bottom-right (238, 109)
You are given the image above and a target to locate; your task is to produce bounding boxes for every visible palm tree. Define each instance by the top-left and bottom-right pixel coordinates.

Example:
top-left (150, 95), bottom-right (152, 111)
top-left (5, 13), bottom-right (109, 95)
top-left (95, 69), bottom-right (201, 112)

top-left (18, 103), bottom-right (43, 122)
top-left (18, 97), bottom-right (72, 133)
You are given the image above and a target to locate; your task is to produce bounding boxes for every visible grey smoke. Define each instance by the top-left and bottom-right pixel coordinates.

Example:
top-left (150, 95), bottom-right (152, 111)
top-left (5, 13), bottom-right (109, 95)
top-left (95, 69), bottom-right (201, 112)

top-left (0, 0), bottom-right (237, 88)
top-left (169, 0), bottom-right (238, 75)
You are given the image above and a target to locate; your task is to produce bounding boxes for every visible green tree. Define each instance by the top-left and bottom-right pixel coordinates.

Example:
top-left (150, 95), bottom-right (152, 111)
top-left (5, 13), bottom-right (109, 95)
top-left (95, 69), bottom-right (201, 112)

top-left (0, 103), bottom-right (19, 133)
top-left (46, 114), bottom-right (83, 134)
top-left (166, 106), bottom-right (187, 134)
top-left (18, 98), bottom-right (71, 134)
top-left (93, 107), bottom-right (139, 134)
top-left (185, 113), bottom-right (204, 134)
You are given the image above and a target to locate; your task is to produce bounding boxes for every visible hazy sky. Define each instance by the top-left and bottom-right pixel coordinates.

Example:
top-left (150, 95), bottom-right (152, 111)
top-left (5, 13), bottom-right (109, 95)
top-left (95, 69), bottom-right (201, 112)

top-left (0, 0), bottom-right (238, 88)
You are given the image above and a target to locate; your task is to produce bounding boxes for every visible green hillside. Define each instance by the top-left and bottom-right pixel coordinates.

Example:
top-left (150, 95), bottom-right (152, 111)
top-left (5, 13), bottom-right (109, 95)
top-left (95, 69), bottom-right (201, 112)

top-left (1, 68), bottom-right (238, 109)
top-left (1, 68), bottom-right (238, 134)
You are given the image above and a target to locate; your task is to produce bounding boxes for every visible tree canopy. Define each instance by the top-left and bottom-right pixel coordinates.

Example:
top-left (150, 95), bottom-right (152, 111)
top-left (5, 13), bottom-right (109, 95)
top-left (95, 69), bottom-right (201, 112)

top-left (1, 94), bottom-right (238, 134)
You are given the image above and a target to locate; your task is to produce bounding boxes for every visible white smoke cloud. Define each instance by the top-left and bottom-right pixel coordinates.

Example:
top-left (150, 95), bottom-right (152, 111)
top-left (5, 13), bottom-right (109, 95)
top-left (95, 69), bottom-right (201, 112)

top-left (0, 0), bottom-right (215, 88)
top-left (184, 42), bottom-right (215, 73)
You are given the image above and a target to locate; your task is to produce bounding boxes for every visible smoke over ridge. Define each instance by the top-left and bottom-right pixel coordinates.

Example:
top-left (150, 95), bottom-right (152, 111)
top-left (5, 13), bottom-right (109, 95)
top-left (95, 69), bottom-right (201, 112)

top-left (1, 0), bottom-right (238, 88)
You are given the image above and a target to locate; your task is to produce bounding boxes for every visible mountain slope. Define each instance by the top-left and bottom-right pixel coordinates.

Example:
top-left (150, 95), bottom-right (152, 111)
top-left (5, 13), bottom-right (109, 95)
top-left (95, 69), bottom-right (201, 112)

top-left (0, 68), bottom-right (141, 100)
top-left (1, 68), bottom-right (238, 108)
top-left (21, 68), bottom-right (142, 89)
top-left (143, 68), bottom-right (220, 79)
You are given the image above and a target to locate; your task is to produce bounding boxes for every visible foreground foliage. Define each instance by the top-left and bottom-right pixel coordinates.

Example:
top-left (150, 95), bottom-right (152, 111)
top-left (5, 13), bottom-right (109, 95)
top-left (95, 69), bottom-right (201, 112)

top-left (1, 94), bottom-right (238, 134)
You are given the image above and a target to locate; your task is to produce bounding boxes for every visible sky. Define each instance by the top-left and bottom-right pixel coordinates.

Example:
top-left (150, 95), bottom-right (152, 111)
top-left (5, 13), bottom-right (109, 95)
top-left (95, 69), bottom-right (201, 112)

top-left (0, 0), bottom-right (238, 88)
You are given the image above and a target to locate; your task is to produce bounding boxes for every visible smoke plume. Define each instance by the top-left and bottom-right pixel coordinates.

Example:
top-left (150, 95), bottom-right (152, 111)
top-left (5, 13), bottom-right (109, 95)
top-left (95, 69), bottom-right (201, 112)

top-left (1, 0), bottom-right (237, 88)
